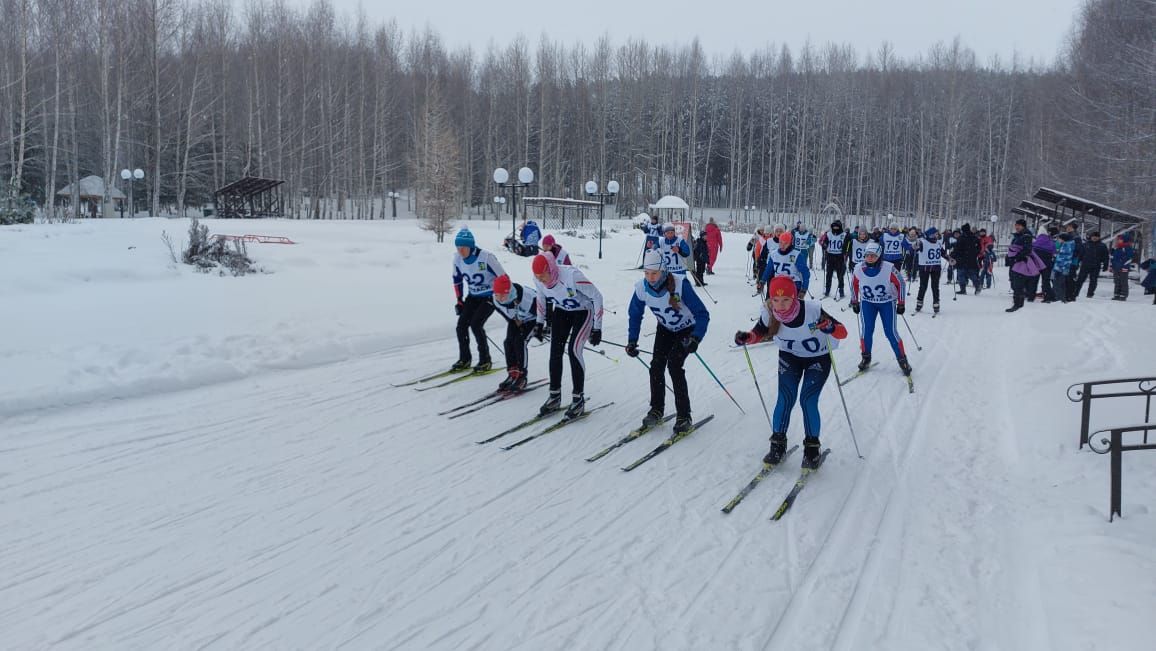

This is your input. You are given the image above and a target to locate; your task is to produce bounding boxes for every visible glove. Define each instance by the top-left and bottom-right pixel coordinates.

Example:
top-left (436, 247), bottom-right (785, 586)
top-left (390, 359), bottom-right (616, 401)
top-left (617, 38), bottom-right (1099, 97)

top-left (455, 302), bottom-right (463, 316)
top-left (896, 303), bottom-right (906, 315)
top-left (589, 329), bottom-right (602, 346)
top-left (817, 318), bottom-right (836, 334)
top-left (756, 282), bottom-right (764, 293)
top-left (533, 323), bottom-right (546, 342)
top-left (795, 282), bottom-right (804, 294)
top-left (850, 302), bottom-right (860, 314)
top-left (625, 341), bottom-right (640, 357)
top-left (734, 330), bottom-right (751, 346)
top-left (681, 336), bottom-right (700, 355)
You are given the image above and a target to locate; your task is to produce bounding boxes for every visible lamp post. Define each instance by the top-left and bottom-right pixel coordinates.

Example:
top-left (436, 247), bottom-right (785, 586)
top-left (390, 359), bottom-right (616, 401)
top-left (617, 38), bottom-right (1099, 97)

top-left (492, 195), bottom-right (506, 220)
top-left (120, 168), bottom-right (144, 218)
top-left (585, 179), bottom-right (619, 259)
top-left (744, 205), bottom-right (757, 224)
top-left (990, 214), bottom-right (998, 239)
top-left (387, 191), bottom-right (400, 219)
top-left (493, 166), bottom-right (534, 239)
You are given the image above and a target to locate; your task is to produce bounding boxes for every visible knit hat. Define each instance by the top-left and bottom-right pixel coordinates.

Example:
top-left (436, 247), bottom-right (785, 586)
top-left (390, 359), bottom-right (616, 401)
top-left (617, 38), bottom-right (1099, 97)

top-left (925, 227), bottom-right (938, 237)
top-left (642, 249), bottom-right (664, 271)
top-left (1015, 218), bottom-right (1028, 228)
top-left (542, 234), bottom-right (556, 248)
top-left (454, 228), bottom-right (475, 248)
top-left (662, 222), bottom-right (676, 233)
top-left (492, 274), bottom-right (512, 295)
top-left (961, 223), bottom-right (972, 234)
top-left (768, 275), bottom-right (797, 299)
top-left (778, 232), bottom-right (793, 249)
top-left (531, 251), bottom-right (560, 286)
top-left (865, 242), bottom-right (883, 258)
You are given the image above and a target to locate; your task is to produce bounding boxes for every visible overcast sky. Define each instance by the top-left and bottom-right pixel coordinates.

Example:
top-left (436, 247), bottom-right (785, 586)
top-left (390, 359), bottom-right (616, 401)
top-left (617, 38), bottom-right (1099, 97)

top-left (322, 0), bottom-right (1084, 66)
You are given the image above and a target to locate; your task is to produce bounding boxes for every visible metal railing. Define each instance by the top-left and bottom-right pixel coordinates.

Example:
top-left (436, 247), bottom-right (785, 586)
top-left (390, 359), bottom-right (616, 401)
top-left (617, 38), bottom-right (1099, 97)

top-left (1087, 423), bottom-right (1156, 521)
top-left (1066, 377), bottom-right (1156, 449)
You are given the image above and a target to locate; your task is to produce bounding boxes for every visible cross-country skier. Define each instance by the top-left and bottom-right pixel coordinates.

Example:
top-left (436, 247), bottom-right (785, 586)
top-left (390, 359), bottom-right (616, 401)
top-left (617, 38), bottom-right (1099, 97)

top-left (849, 242), bottom-right (912, 376)
top-left (819, 220), bottom-right (849, 298)
top-left (734, 276), bottom-right (848, 469)
top-left (532, 251), bottom-right (604, 417)
top-left (881, 222), bottom-right (905, 266)
top-left (491, 274), bottom-right (538, 392)
top-left (540, 234), bottom-right (572, 265)
top-left (914, 227), bottom-right (944, 313)
top-left (849, 227), bottom-right (872, 273)
top-left (792, 222), bottom-right (817, 269)
top-left (658, 222), bottom-right (691, 278)
top-left (626, 249), bottom-right (711, 435)
top-left (451, 228), bottom-right (506, 372)
top-left (636, 213), bottom-right (662, 252)
top-left (757, 231), bottom-right (810, 297)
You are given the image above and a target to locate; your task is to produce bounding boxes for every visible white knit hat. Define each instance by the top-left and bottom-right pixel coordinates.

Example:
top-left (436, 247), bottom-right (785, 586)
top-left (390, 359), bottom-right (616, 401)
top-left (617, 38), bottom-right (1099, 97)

top-left (643, 249), bottom-right (664, 270)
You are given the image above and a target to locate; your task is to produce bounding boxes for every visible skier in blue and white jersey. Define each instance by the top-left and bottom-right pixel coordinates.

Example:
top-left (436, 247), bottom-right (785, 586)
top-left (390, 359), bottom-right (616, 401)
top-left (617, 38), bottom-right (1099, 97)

top-left (504, 220), bottom-right (542, 256)
top-left (658, 222), bottom-right (691, 278)
top-left (531, 251), bottom-right (604, 418)
top-left (914, 228), bottom-right (944, 313)
top-left (792, 222), bottom-right (817, 269)
top-left (848, 227), bottom-right (872, 273)
top-left (881, 221), bottom-right (905, 265)
top-left (849, 242), bottom-right (912, 376)
top-left (734, 276), bottom-right (849, 469)
top-left (625, 250), bottom-right (711, 436)
top-left (451, 228), bottom-right (506, 372)
top-left (757, 231), bottom-right (811, 297)
top-left (635, 213), bottom-right (662, 252)
top-left (491, 274), bottom-right (538, 392)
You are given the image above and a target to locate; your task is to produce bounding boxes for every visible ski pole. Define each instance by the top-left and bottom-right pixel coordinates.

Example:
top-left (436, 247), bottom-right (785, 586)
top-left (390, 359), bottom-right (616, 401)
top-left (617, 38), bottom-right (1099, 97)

top-left (634, 355), bottom-right (674, 396)
top-left (602, 339), bottom-right (652, 355)
top-left (587, 346), bottom-right (618, 363)
top-left (900, 313), bottom-right (922, 351)
top-left (824, 334), bottom-right (864, 459)
top-left (742, 344), bottom-right (774, 433)
top-left (693, 352), bottom-right (745, 414)
top-left (699, 283), bottom-right (718, 304)
top-left (485, 334), bottom-right (506, 361)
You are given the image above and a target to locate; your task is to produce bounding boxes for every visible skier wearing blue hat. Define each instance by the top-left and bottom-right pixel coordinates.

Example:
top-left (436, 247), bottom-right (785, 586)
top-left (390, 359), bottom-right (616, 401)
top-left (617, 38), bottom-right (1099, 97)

top-left (451, 228), bottom-right (507, 372)
top-left (914, 227), bottom-right (944, 313)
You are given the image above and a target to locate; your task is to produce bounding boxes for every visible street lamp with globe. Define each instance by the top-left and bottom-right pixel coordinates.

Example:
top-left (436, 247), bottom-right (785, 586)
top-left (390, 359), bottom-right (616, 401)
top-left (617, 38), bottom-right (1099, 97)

top-left (493, 166), bottom-right (534, 239)
top-left (120, 168), bottom-right (144, 218)
top-left (585, 179), bottom-right (619, 259)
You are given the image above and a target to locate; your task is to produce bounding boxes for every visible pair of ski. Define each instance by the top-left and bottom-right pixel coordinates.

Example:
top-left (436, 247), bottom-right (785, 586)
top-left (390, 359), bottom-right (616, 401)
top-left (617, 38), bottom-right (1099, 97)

top-left (437, 379), bottom-right (550, 419)
top-left (585, 415), bottom-right (715, 471)
top-left (721, 447), bottom-right (832, 519)
top-left (391, 366), bottom-right (503, 391)
top-left (838, 362), bottom-right (915, 394)
top-left (476, 403), bottom-right (615, 449)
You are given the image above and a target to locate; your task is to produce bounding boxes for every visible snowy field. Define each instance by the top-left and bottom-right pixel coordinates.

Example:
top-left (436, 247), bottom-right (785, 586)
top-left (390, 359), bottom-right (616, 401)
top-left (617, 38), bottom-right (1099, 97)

top-left (2, 217), bottom-right (1155, 650)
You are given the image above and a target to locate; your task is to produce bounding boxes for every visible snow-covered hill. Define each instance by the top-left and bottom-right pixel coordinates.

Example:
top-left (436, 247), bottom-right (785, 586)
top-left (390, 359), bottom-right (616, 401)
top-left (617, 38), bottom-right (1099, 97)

top-left (2, 217), bottom-right (1154, 650)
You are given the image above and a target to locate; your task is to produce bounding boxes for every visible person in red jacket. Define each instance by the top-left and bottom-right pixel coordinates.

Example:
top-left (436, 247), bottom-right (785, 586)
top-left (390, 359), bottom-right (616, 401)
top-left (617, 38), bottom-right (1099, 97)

top-left (704, 218), bottom-right (723, 274)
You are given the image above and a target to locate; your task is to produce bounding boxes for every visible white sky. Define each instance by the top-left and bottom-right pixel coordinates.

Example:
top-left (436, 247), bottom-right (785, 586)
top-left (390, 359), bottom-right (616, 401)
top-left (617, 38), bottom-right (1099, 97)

top-left (320, 0), bottom-right (1085, 66)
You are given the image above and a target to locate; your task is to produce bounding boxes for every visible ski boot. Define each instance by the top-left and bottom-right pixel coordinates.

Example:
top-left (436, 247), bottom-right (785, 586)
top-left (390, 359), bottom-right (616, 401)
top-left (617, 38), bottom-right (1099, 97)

top-left (763, 433), bottom-right (788, 465)
top-left (673, 414), bottom-right (693, 436)
top-left (801, 436), bottom-right (823, 469)
top-left (473, 359), bottom-right (492, 373)
top-left (540, 390), bottom-right (562, 416)
top-left (858, 353), bottom-right (872, 372)
top-left (641, 407), bottom-right (664, 430)
top-left (564, 394), bottom-right (586, 419)
top-left (508, 369), bottom-right (528, 392)
top-left (822, 291), bottom-right (830, 299)
top-left (915, 300), bottom-right (923, 312)
top-left (450, 358), bottom-right (472, 372)
top-left (838, 288), bottom-right (846, 300)
top-left (933, 303), bottom-right (940, 314)
top-left (897, 356), bottom-right (912, 376)
top-left (497, 373), bottom-right (517, 392)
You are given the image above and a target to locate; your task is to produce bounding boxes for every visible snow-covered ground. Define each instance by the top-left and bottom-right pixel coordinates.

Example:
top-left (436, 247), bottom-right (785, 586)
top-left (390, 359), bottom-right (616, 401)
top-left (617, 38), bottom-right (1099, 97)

top-left (2, 217), bottom-right (1154, 650)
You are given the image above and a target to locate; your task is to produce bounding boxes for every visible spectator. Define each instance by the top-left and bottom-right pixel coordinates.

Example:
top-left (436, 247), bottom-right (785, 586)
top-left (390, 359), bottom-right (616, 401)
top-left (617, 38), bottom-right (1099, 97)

top-left (692, 232), bottom-right (710, 287)
top-left (1032, 226), bottom-right (1058, 302)
top-left (1005, 219), bottom-right (1044, 312)
top-left (1052, 232), bottom-right (1076, 303)
top-left (952, 223), bottom-right (982, 295)
top-left (1064, 223), bottom-right (1084, 301)
top-left (704, 218), bottom-right (723, 274)
top-left (1139, 257), bottom-right (1156, 304)
top-left (1075, 231), bottom-right (1109, 298)
top-left (1110, 235), bottom-right (1135, 301)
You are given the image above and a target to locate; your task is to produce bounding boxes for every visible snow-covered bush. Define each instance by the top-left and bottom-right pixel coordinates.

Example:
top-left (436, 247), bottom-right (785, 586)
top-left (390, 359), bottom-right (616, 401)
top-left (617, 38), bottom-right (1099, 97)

top-left (180, 218), bottom-right (255, 276)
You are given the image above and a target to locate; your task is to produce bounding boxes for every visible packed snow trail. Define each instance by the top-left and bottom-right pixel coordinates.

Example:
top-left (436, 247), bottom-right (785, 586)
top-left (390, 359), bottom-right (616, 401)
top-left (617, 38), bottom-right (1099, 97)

top-left (2, 219), bottom-right (1154, 650)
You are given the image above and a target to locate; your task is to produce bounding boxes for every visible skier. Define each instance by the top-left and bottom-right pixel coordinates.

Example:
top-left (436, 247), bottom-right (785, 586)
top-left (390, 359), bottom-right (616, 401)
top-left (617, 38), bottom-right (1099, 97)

top-left (503, 220), bottom-right (541, 257)
top-left (532, 251), bottom-right (604, 417)
top-left (849, 242), bottom-right (912, 376)
top-left (792, 222), bottom-right (817, 269)
top-left (704, 218), bottom-right (723, 274)
top-left (749, 227), bottom-right (770, 281)
top-left (915, 227), bottom-right (944, 313)
top-left (819, 220), bottom-right (849, 298)
top-left (881, 222), bottom-right (905, 266)
top-left (692, 231), bottom-right (710, 286)
top-left (901, 227), bottom-right (920, 282)
top-left (636, 213), bottom-right (662, 251)
top-left (758, 231), bottom-right (811, 297)
top-left (658, 222), bottom-right (691, 279)
top-left (849, 227), bottom-right (872, 273)
top-left (451, 228), bottom-right (506, 372)
top-left (734, 276), bottom-right (848, 469)
top-left (626, 249), bottom-right (711, 435)
top-left (491, 274), bottom-right (538, 391)
top-left (540, 234), bottom-right (572, 265)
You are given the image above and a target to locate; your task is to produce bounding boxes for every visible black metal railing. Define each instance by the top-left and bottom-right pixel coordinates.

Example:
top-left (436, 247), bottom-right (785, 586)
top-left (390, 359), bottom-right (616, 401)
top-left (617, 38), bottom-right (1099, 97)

top-left (1066, 377), bottom-right (1156, 449)
top-left (1087, 423), bottom-right (1156, 521)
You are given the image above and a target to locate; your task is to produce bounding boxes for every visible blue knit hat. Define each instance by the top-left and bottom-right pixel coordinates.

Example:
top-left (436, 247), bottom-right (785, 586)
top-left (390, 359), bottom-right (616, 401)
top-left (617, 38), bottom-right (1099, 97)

top-left (454, 228), bottom-right (475, 248)
top-left (925, 227), bottom-right (938, 237)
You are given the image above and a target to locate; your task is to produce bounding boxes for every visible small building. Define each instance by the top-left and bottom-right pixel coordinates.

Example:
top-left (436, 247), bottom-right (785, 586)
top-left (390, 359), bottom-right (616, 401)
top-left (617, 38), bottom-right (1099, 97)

top-left (55, 175), bottom-right (126, 218)
top-left (213, 177), bottom-right (285, 219)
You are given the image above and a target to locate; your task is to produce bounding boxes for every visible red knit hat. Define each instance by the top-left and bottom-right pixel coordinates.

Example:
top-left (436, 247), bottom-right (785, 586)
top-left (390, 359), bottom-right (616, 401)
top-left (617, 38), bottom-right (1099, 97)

top-left (493, 274), bottom-right (512, 295)
top-left (778, 232), bottom-right (793, 249)
top-left (532, 254), bottom-right (549, 275)
top-left (768, 275), bottom-right (797, 299)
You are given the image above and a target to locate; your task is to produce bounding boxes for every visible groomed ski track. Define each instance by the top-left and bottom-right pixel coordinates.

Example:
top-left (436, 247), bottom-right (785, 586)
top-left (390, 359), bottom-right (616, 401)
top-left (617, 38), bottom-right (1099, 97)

top-left (3, 222), bottom-right (1153, 650)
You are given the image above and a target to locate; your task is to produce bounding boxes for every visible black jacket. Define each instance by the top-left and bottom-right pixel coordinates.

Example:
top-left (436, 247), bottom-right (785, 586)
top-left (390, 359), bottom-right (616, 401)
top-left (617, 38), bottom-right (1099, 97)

top-left (693, 237), bottom-right (709, 263)
top-left (1080, 240), bottom-right (1110, 271)
top-left (952, 231), bottom-right (981, 269)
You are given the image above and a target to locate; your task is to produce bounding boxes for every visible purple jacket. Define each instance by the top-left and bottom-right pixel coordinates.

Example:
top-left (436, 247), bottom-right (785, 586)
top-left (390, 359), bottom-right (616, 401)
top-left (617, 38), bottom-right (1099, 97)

top-left (1032, 234), bottom-right (1056, 267)
top-left (1008, 238), bottom-right (1045, 277)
